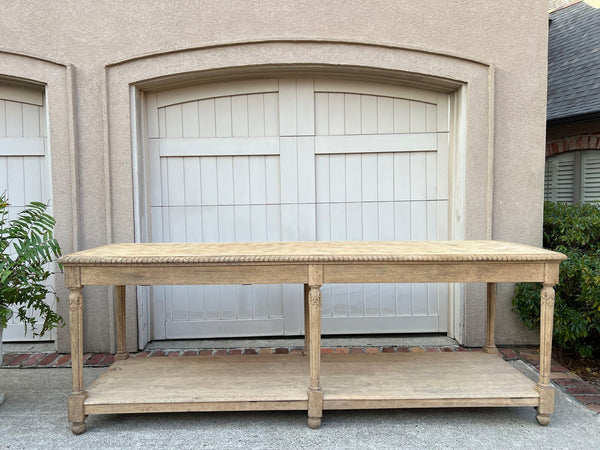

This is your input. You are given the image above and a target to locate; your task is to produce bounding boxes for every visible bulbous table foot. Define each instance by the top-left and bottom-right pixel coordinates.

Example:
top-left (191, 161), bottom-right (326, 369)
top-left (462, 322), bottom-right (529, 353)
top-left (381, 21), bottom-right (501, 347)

top-left (71, 422), bottom-right (86, 434)
top-left (536, 413), bottom-right (551, 426)
top-left (308, 417), bottom-right (321, 429)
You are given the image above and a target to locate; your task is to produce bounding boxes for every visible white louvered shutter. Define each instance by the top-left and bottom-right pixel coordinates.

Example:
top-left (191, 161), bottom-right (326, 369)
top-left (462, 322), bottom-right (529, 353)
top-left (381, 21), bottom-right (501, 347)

top-left (581, 150), bottom-right (600, 203)
top-left (545, 152), bottom-right (575, 203)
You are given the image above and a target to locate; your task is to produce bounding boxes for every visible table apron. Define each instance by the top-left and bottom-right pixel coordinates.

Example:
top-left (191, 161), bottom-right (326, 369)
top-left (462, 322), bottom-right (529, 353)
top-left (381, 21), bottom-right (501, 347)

top-left (73, 261), bottom-right (548, 286)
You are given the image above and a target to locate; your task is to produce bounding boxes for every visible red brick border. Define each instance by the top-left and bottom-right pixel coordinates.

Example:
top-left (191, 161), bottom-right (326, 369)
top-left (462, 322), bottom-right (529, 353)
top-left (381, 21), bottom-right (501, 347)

top-left (546, 133), bottom-right (600, 157)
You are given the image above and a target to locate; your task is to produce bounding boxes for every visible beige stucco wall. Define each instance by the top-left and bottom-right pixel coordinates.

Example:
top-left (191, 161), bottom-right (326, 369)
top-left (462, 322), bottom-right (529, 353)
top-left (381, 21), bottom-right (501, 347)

top-left (0, 0), bottom-right (548, 351)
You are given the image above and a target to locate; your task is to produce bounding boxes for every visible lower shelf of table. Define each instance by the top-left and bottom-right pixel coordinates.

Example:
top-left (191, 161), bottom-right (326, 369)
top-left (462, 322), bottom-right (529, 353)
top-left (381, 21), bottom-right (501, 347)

top-left (83, 352), bottom-right (540, 415)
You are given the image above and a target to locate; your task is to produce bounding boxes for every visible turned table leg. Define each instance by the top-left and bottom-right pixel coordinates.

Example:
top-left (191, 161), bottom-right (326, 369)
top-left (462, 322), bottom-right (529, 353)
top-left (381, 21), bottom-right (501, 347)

top-left (483, 283), bottom-right (498, 354)
top-left (114, 285), bottom-right (129, 361)
top-left (67, 284), bottom-right (88, 434)
top-left (535, 282), bottom-right (556, 426)
top-left (307, 266), bottom-right (323, 429)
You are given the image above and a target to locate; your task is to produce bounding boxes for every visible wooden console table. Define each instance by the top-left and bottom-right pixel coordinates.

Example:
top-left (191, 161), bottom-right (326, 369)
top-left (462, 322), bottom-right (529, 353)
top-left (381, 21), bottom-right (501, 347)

top-left (59, 241), bottom-right (566, 434)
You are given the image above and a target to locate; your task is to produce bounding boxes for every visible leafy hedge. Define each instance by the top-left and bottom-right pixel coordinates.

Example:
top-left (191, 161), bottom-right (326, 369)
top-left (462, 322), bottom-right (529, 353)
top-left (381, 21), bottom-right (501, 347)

top-left (512, 201), bottom-right (600, 358)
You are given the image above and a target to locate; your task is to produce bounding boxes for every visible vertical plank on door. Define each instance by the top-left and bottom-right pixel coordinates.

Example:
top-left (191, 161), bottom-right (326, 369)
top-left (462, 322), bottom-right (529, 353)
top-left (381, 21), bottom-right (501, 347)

top-left (200, 156), bottom-right (218, 205)
top-left (216, 157), bottom-right (234, 205)
top-left (248, 94), bottom-right (265, 137)
top-left (279, 79), bottom-right (297, 136)
top-left (426, 104), bottom-right (437, 132)
top-left (198, 99), bottom-right (216, 138)
top-left (158, 108), bottom-right (166, 138)
top-left (297, 137), bottom-right (315, 204)
top-left (22, 104), bottom-right (40, 137)
top-left (394, 202), bottom-right (411, 241)
top-left (7, 158), bottom-right (24, 206)
top-left (345, 155), bottom-right (361, 202)
top-left (233, 156), bottom-right (251, 205)
top-left (344, 94), bottom-right (361, 134)
top-left (315, 155), bottom-right (330, 204)
top-left (377, 97), bottom-right (394, 134)
top-left (409, 101), bottom-right (427, 133)
top-left (182, 102), bottom-right (200, 138)
top-left (148, 139), bottom-right (163, 206)
top-left (393, 99), bottom-right (410, 133)
top-left (426, 152), bottom-right (437, 200)
top-left (314, 93), bottom-right (329, 135)
top-left (328, 93), bottom-right (345, 135)
top-left (5, 101), bottom-right (22, 137)
top-left (23, 158), bottom-right (41, 204)
top-left (146, 93), bottom-right (159, 138)
top-left (437, 93), bottom-right (450, 133)
top-left (360, 95), bottom-right (378, 134)
top-left (263, 93), bottom-right (279, 136)
top-left (0, 101), bottom-right (6, 137)
top-left (231, 95), bottom-right (249, 137)
top-left (296, 79), bottom-right (314, 136)
top-left (183, 158), bottom-right (201, 206)
top-left (215, 97), bottom-right (232, 137)
top-left (167, 157), bottom-right (185, 206)
top-left (361, 154), bottom-right (378, 202)
top-left (265, 155), bottom-right (280, 204)
top-left (394, 153), bottom-right (411, 201)
top-left (378, 154), bottom-right (394, 201)
top-left (165, 105), bottom-right (183, 138)
top-left (437, 133), bottom-right (449, 199)
top-left (410, 153), bottom-right (427, 201)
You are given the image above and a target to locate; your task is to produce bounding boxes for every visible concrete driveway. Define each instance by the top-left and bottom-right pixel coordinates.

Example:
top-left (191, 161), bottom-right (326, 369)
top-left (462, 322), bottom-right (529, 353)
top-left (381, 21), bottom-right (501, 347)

top-left (1, 360), bottom-right (599, 449)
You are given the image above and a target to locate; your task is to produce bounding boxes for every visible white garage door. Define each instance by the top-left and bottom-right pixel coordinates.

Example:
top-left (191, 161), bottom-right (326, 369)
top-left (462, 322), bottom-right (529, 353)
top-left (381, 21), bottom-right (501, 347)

top-left (145, 78), bottom-right (449, 340)
top-left (0, 82), bottom-right (51, 341)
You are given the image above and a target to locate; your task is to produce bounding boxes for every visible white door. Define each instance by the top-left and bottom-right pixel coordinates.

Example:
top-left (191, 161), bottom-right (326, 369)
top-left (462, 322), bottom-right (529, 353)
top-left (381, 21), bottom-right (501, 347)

top-left (145, 78), bottom-right (449, 340)
top-left (0, 82), bottom-right (51, 341)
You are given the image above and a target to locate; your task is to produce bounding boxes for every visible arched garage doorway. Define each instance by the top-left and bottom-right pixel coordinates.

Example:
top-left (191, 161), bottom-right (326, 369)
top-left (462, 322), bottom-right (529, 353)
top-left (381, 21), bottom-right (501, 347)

top-left (140, 76), bottom-right (451, 341)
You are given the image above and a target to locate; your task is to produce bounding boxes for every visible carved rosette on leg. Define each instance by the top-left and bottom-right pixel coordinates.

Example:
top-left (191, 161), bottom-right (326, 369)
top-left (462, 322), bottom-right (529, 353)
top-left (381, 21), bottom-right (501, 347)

top-left (535, 284), bottom-right (556, 426)
top-left (307, 282), bottom-right (323, 429)
top-left (68, 287), bottom-right (88, 434)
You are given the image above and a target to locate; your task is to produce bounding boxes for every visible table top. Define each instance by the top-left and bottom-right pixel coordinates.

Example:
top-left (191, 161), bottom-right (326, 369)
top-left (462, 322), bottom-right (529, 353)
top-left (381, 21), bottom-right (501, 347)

top-left (58, 241), bottom-right (566, 265)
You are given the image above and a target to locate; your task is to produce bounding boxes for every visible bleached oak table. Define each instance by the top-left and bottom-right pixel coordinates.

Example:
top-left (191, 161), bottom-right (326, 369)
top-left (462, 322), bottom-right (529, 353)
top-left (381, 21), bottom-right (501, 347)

top-left (59, 241), bottom-right (566, 434)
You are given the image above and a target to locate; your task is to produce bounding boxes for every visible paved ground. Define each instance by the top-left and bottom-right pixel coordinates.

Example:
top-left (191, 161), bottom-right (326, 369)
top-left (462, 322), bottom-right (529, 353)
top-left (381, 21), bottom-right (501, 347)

top-left (1, 358), bottom-right (599, 449)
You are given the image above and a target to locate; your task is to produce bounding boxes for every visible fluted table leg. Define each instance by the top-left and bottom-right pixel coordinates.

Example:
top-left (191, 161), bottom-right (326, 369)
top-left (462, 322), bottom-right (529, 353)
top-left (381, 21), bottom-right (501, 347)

top-left (307, 265), bottom-right (323, 429)
top-left (535, 283), bottom-right (556, 426)
top-left (68, 284), bottom-right (87, 434)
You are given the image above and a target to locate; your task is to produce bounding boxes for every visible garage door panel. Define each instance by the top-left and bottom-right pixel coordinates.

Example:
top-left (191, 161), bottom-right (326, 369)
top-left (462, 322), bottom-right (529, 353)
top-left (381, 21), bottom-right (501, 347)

top-left (147, 77), bottom-right (450, 340)
top-left (0, 90), bottom-right (50, 341)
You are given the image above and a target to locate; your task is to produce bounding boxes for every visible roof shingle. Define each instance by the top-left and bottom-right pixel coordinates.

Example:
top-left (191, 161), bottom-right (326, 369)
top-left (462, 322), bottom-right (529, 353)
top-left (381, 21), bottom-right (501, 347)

top-left (547, 1), bottom-right (600, 121)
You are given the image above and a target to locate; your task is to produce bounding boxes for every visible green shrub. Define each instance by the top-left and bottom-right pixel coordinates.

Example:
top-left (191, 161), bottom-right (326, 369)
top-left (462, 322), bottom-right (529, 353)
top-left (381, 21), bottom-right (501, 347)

top-left (512, 201), bottom-right (600, 359)
top-left (0, 194), bottom-right (63, 336)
